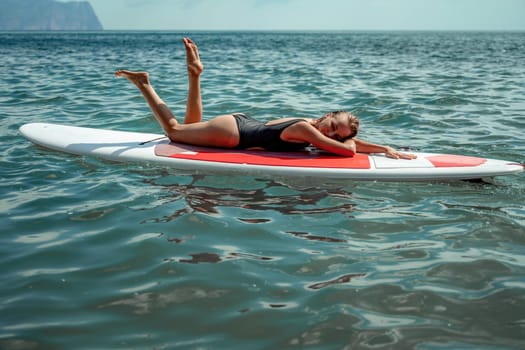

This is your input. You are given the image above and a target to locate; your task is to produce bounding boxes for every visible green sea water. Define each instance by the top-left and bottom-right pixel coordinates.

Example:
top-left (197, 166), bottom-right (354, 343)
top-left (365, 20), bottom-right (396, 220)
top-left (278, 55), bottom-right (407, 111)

top-left (1, 31), bottom-right (525, 349)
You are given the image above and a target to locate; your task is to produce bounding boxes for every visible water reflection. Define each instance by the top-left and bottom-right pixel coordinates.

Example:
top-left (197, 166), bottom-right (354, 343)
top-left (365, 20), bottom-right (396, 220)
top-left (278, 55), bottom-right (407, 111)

top-left (170, 251), bottom-right (275, 264)
top-left (287, 231), bottom-right (347, 243)
top-left (308, 273), bottom-right (367, 290)
top-left (141, 175), bottom-right (356, 222)
top-left (179, 252), bottom-right (222, 264)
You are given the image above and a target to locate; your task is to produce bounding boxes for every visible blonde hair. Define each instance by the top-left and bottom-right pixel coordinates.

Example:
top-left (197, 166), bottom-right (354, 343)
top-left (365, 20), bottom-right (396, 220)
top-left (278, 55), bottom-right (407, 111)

top-left (317, 110), bottom-right (359, 141)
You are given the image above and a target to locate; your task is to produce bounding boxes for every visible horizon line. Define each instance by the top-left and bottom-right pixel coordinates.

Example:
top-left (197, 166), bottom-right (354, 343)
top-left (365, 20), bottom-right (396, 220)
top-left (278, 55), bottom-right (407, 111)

top-left (2, 28), bottom-right (525, 33)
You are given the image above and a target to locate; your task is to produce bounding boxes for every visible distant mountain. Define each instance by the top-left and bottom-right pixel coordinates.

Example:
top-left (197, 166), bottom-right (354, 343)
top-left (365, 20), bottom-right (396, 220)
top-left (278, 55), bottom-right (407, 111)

top-left (0, 0), bottom-right (103, 30)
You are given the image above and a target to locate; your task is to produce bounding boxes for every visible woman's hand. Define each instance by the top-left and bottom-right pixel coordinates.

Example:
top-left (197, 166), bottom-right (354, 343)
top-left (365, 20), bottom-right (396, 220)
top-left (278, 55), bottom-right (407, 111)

top-left (384, 146), bottom-right (417, 160)
top-left (354, 138), bottom-right (417, 160)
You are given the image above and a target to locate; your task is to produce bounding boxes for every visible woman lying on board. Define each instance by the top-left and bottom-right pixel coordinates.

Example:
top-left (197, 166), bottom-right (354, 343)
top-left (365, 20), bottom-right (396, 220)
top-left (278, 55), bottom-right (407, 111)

top-left (115, 38), bottom-right (415, 160)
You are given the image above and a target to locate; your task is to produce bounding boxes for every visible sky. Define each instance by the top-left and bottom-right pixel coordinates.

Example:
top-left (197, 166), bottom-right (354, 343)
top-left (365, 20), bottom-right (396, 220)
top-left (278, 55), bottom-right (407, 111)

top-left (82, 0), bottom-right (525, 31)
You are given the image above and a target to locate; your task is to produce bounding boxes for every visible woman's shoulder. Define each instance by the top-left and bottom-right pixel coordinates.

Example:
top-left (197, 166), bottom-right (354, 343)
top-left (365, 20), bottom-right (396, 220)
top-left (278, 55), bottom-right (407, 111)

top-left (266, 117), bottom-right (312, 126)
top-left (280, 118), bottom-right (321, 143)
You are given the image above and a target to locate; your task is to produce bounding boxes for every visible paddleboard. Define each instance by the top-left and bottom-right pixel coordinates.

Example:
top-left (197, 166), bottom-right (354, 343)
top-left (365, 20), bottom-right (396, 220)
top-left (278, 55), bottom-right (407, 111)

top-left (19, 123), bottom-right (523, 182)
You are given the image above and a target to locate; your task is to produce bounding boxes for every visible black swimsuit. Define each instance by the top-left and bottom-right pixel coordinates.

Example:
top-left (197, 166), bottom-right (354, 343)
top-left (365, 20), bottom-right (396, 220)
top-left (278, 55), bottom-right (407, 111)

top-left (233, 113), bottom-right (310, 152)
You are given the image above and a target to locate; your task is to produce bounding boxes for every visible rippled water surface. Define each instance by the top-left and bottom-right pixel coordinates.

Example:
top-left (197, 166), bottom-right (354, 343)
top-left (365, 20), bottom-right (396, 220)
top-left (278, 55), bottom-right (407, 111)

top-left (1, 31), bottom-right (525, 349)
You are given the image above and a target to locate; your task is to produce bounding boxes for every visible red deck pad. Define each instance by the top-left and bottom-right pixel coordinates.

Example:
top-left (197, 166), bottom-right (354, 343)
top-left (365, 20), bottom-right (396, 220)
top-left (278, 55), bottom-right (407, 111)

top-left (155, 143), bottom-right (371, 169)
top-left (426, 155), bottom-right (486, 167)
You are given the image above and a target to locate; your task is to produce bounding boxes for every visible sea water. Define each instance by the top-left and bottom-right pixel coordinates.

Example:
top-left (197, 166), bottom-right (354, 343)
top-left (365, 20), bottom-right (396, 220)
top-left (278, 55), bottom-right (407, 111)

top-left (1, 31), bottom-right (524, 349)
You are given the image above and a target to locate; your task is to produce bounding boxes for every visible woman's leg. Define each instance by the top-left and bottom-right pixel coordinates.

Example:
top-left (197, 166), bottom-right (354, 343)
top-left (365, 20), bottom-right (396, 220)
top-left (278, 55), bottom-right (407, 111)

top-left (182, 37), bottom-right (204, 124)
top-left (114, 70), bottom-right (178, 133)
top-left (115, 39), bottom-right (240, 148)
top-left (114, 38), bottom-right (202, 132)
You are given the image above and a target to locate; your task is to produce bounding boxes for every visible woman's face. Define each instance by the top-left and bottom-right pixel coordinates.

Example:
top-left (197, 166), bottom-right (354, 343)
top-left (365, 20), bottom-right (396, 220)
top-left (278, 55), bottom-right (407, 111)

top-left (317, 114), bottom-right (354, 141)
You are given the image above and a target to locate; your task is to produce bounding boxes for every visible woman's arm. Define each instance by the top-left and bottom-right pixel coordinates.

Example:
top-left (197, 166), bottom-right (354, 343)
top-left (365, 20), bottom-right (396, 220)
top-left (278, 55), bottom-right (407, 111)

top-left (282, 122), bottom-right (356, 156)
top-left (354, 138), bottom-right (417, 159)
top-left (281, 122), bottom-right (415, 159)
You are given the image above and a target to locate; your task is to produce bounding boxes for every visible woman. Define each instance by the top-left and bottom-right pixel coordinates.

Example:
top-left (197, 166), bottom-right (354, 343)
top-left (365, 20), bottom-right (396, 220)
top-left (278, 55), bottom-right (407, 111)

top-left (116, 38), bottom-right (415, 160)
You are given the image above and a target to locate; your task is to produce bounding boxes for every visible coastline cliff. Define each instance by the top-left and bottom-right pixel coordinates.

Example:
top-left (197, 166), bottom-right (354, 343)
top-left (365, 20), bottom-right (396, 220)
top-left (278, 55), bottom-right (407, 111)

top-left (0, 0), bottom-right (103, 30)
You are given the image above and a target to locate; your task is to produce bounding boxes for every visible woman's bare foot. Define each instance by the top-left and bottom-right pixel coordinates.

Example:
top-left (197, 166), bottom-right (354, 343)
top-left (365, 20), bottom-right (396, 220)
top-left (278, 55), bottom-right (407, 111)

top-left (114, 70), bottom-right (150, 86)
top-left (182, 38), bottom-right (203, 77)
